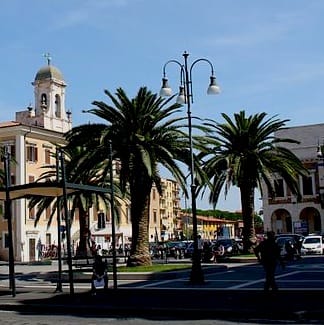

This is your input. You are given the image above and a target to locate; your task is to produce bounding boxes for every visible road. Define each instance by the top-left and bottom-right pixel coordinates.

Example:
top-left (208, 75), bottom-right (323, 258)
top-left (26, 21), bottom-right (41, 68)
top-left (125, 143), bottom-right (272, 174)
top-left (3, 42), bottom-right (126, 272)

top-left (118, 255), bottom-right (324, 291)
top-left (0, 256), bottom-right (324, 324)
top-left (1, 255), bottom-right (323, 292)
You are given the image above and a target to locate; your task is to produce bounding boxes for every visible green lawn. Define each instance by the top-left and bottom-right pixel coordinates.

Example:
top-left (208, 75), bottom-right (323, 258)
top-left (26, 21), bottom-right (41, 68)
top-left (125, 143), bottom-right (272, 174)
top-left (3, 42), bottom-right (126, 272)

top-left (113, 263), bottom-right (192, 273)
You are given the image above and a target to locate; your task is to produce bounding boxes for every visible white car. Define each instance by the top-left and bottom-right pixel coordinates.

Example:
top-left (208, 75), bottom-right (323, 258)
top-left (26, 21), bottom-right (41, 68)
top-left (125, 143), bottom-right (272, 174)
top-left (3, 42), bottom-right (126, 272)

top-left (301, 235), bottom-right (324, 255)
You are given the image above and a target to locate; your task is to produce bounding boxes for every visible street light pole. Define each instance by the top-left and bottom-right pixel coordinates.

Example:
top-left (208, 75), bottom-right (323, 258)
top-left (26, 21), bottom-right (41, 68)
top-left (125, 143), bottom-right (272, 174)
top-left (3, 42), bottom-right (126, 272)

top-left (109, 140), bottom-right (118, 290)
top-left (55, 147), bottom-right (63, 293)
top-left (160, 51), bottom-right (220, 284)
top-left (317, 140), bottom-right (324, 209)
top-left (59, 148), bottom-right (74, 295)
top-left (4, 146), bottom-right (16, 296)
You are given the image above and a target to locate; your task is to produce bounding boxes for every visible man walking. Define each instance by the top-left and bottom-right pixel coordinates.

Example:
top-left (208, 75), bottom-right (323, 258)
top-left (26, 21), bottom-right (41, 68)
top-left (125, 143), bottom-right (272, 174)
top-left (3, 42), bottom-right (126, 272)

top-left (254, 231), bottom-right (284, 291)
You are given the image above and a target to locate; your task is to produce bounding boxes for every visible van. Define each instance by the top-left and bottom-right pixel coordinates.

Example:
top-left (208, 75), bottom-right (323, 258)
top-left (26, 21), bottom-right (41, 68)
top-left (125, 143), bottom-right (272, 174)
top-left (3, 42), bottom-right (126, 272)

top-left (301, 235), bottom-right (324, 255)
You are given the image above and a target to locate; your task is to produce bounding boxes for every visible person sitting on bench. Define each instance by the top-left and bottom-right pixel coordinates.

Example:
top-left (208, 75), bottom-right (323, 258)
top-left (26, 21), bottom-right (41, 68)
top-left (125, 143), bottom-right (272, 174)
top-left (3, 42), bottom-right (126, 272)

top-left (91, 254), bottom-right (108, 295)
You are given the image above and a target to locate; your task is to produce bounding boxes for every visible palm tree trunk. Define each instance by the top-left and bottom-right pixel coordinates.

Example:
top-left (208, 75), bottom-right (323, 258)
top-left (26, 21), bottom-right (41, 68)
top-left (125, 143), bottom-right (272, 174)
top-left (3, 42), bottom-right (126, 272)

top-left (127, 174), bottom-right (152, 267)
top-left (76, 210), bottom-right (91, 257)
top-left (240, 185), bottom-right (256, 253)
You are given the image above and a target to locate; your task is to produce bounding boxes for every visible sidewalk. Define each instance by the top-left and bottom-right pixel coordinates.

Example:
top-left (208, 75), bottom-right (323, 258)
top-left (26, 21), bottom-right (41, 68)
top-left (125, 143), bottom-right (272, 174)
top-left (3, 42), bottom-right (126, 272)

top-left (1, 285), bottom-right (324, 322)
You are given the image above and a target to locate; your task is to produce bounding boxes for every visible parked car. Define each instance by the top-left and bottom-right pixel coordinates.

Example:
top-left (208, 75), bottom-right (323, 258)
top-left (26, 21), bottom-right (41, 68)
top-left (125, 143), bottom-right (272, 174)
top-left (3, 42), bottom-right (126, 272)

top-left (275, 233), bottom-right (304, 245)
top-left (301, 235), bottom-right (324, 255)
top-left (212, 238), bottom-right (240, 257)
top-left (275, 236), bottom-right (299, 260)
top-left (165, 241), bottom-right (187, 259)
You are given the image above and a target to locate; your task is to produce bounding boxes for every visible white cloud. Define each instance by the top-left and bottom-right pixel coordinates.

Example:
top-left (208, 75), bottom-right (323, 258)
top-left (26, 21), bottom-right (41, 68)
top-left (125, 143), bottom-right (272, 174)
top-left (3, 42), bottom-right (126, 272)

top-left (53, 0), bottom-right (135, 30)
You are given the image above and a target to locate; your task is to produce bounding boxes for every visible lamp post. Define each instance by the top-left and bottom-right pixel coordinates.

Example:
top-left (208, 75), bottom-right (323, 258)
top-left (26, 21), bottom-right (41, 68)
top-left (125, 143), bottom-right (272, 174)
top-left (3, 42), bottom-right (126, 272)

top-left (58, 148), bottom-right (74, 295)
top-left (317, 140), bottom-right (324, 209)
top-left (4, 146), bottom-right (16, 296)
top-left (160, 51), bottom-right (220, 284)
top-left (55, 147), bottom-right (63, 293)
top-left (109, 140), bottom-right (118, 290)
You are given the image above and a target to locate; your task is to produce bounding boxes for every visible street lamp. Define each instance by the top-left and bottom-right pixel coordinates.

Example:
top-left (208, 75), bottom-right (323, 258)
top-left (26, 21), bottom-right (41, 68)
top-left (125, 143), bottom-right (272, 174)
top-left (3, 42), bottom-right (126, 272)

top-left (4, 145), bottom-right (16, 296)
top-left (109, 140), bottom-right (118, 290)
top-left (160, 51), bottom-right (220, 284)
top-left (317, 139), bottom-right (324, 208)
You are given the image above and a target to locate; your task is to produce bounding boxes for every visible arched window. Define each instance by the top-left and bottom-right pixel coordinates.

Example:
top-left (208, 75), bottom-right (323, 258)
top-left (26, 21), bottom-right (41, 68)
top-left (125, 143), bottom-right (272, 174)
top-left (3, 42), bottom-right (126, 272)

top-left (41, 94), bottom-right (47, 107)
top-left (55, 94), bottom-right (61, 118)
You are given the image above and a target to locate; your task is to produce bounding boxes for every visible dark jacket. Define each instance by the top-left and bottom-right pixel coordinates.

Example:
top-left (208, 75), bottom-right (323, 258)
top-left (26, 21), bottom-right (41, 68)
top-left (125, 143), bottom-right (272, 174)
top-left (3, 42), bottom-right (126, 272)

top-left (255, 238), bottom-right (282, 266)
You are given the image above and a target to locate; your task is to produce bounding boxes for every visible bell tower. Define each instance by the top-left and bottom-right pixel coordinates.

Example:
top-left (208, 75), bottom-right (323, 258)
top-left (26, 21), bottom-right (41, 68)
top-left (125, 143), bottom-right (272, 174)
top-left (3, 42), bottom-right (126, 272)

top-left (16, 53), bottom-right (72, 132)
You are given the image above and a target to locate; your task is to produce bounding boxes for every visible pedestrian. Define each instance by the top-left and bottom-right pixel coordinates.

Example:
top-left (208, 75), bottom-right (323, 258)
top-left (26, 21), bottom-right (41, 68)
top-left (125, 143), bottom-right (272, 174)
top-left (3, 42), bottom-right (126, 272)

top-left (197, 235), bottom-right (203, 261)
top-left (202, 240), bottom-right (212, 262)
top-left (91, 254), bottom-right (108, 295)
top-left (212, 243), bottom-right (224, 263)
top-left (254, 231), bottom-right (285, 292)
top-left (37, 238), bottom-right (42, 261)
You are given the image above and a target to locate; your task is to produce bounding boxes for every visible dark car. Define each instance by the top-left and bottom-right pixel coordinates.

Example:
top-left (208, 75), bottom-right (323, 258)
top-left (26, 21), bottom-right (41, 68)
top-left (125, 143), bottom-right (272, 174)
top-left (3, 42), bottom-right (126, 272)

top-left (165, 241), bottom-right (187, 259)
top-left (275, 233), bottom-right (304, 255)
top-left (275, 236), bottom-right (301, 260)
top-left (212, 238), bottom-right (240, 257)
top-left (184, 242), bottom-right (194, 258)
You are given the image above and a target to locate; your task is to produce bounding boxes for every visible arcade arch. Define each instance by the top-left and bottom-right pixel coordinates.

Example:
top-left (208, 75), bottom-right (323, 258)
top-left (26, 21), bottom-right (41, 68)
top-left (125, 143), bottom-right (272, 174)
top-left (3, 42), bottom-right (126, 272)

top-left (270, 209), bottom-right (292, 233)
top-left (300, 207), bottom-right (321, 234)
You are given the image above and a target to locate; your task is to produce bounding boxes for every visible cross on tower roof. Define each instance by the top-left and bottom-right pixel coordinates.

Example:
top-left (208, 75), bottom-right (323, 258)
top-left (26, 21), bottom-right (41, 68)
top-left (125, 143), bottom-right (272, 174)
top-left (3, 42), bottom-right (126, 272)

top-left (43, 52), bottom-right (52, 66)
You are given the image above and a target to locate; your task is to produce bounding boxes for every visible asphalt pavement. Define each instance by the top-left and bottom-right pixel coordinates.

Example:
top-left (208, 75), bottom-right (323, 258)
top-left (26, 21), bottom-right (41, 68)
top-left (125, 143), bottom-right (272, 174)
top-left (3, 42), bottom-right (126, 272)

top-left (0, 260), bottom-right (324, 323)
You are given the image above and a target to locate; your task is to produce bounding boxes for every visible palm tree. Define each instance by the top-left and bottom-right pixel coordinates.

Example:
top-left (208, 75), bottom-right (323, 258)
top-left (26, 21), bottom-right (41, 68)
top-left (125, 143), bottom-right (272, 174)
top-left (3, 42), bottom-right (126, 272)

top-left (29, 142), bottom-right (122, 258)
top-left (199, 111), bottom-right (308, 252)
top-left (66, 87), bottom-right (190, 266)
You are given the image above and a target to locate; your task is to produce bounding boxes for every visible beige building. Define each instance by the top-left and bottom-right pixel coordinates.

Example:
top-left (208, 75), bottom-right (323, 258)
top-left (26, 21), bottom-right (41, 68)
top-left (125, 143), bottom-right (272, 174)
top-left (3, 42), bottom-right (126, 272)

top-left (149, 178), bottom-right (181, 242)
top-left (0, 60), bottom-right (74, 262)
top-left (262, 123), bottom-right (324, 235)
top-left (0, 60), bottom-right (183, 262)
top-left (91, 178), bottom-right (182, 249)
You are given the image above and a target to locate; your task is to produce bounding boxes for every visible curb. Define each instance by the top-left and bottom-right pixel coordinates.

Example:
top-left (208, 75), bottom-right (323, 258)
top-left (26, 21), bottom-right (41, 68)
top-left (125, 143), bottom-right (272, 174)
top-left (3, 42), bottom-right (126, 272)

top-left (42, 264), bottom-right (228, 282)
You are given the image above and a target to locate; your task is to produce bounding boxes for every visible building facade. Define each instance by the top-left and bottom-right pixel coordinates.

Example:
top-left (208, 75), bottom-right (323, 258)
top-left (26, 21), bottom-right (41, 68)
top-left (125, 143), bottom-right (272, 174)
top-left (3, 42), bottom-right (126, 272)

top-left (0, 60), bottom-right (74, 262)
top-left (0, 60), bottom-right (184, 261)
top-left (149, 178), bottom-right (181, 242)
top-left (262, 123), bottom-right (324, 235)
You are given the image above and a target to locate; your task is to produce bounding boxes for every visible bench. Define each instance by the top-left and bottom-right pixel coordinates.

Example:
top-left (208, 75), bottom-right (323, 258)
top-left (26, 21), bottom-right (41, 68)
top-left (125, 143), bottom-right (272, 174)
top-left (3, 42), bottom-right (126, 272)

top-left (72, 257), bottom-right (94, 268)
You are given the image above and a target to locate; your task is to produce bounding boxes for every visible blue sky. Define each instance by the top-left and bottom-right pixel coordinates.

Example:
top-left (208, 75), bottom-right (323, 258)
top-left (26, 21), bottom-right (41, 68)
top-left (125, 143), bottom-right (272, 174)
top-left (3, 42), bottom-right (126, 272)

top-left (1, 0), bottom-right (324, 212)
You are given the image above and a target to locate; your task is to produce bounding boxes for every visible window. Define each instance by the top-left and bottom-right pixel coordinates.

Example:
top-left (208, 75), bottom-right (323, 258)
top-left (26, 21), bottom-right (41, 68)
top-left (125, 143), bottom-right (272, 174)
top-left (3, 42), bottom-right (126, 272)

top-left (45, 149), bottom-right (51, 164)
top-left (55, 94), bottom-right (61, 118)
top-left (27, 145), bottom-right (38, 162)
top-left (153, 210), bottom-right (157, 223)
top-left (41, 94), bottom-right (47, 107)
top-left (4, 233), bottom-right (9, 248)
top-left (274, 179), bottom-right (285, 197)
top-left (97, 212), bottom-right (105, 229)
top-left (10, 145), bottom-right (15, 160)
top-left (302, 175), bottom-right (313, 196)
top-left (10, 175), bottom-right (15, 185)
top-left (29, 203), bottom-right (36, 220)
top-left (46, 206), bottom-right (51, 220)
top-left (1, 202), bottom-right (6, 220)
top-left (46, 233), bottom-right (51, 246)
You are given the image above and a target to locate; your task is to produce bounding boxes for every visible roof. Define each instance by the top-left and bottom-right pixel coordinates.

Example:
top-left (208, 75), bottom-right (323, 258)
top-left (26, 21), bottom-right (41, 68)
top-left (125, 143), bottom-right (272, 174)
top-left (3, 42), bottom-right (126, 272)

top-left (0, 121), bottom-right (21, 128)
top-left (0, 182), bottom-right (110, 200)
top-left (34, 65), bottom-right (64, 81)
